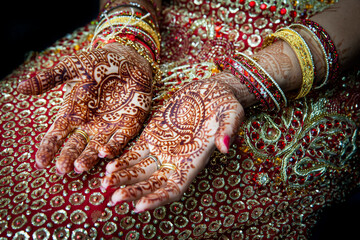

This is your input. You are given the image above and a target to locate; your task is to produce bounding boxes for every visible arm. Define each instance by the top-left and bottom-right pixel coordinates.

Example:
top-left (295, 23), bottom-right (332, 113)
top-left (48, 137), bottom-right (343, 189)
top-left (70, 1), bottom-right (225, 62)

top-left (216, 0), bottom-right (360, 107)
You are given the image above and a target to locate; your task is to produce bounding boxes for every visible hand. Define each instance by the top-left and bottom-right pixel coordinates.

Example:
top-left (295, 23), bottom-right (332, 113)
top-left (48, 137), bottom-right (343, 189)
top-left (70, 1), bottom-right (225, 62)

top-left (101, 79), bottom-right (244, 212)
top-left (18, 43), bottom-right (153, 175)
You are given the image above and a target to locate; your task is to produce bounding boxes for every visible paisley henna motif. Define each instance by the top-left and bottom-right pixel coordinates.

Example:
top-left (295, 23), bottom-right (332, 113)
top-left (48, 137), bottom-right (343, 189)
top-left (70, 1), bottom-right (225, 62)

top-left (18, 44), bottom-right (153, 174)
top-left (103, 79), bottom-right (245, 212)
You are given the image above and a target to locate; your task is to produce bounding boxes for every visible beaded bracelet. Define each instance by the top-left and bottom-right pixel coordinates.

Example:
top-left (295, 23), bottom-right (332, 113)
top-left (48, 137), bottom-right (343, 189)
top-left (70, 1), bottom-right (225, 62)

top-left (300, 19), bottom-right (339, 87)
top-left (235, 52), bottom-right (287, 108)
top-left (215, 57), bottom-right (281, 111)
top-left (263, 28), bottom-right (315, 100)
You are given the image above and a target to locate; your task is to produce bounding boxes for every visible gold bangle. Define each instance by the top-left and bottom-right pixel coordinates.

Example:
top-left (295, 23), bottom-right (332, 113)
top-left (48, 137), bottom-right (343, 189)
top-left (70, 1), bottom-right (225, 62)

top-left (289, 24), bottom-right (329, 89)
top-left (97, 16), bottom-right (160, 50)
top-left (73, 129), bottom-right (90, 143)
top-left (263, 28), bottom-right (314, 99)
top-left (160, 163), bottom-right (177, 171)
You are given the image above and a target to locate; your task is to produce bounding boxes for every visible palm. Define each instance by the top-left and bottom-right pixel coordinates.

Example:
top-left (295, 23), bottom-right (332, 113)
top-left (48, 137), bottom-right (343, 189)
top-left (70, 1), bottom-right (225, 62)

top-left (18, 44), bottom-right (152, 174)
top-left (102, 80), bottom-right (244, 212)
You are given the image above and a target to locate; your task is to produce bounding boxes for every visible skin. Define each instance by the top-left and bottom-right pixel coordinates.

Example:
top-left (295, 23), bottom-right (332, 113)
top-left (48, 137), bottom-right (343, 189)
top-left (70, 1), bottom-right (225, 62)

top-left (101, 0), bottom-right (360, 212)
top-left (19, 0), bottom-right (360, 211)
top-left (18, 44), bottom-right (153, 174)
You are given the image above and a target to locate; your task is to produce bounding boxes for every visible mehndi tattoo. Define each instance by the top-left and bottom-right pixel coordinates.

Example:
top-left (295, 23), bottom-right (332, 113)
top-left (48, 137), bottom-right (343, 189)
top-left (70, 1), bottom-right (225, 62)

top-left (103, 80), bottom-right (244, 211)
top-left (19, 45), bottom-right (153, 174)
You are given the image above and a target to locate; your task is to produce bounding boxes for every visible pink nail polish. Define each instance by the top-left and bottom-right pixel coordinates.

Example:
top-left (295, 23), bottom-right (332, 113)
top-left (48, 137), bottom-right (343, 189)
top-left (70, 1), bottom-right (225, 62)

top-left (98, 152), bottom-right (107, 158)
top-left (223, 135), bottom-right (230, 152)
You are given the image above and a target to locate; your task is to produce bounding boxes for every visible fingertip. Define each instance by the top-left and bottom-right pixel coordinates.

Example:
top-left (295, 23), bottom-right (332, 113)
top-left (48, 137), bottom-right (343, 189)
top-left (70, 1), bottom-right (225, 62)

top-left (216, 135), bottom-right (230, 154)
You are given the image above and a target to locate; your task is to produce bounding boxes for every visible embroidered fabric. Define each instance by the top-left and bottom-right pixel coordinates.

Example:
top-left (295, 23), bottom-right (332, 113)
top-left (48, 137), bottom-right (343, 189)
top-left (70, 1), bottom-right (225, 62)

top-left (1, 0), bottom-right (360, 239)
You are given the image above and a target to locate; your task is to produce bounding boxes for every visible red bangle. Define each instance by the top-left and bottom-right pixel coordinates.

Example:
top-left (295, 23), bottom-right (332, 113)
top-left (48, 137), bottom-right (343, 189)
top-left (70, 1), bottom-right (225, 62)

top-left (301, 19), bottom-right (340, 86)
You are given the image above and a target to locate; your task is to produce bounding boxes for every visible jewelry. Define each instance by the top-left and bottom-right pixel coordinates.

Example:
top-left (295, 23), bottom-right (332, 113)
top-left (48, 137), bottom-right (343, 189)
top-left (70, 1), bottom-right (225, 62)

top-left (160, 163), bottom-right (177, 171)
top-left (263, 27), bottom-right (314, 99)
top-left (235, 52), bottom-right (288, 108)
top-left (148, 155), bottom-right (162, 170)
top-left (215, 57), bottom-right (281, 111)
top-left (73, 129), bottom-right (90, 143)
top-left (289, 23), bottom-right (329, 89)
top-left (300, 19), bottom-right (339, 87)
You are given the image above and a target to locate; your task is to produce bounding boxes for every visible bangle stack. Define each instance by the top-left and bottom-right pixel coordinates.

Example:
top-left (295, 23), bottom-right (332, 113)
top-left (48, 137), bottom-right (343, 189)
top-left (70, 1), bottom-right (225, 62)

top-left (90, 1), bottom-right (162, 83)
top-left (263, 27), bottom-right (315, 100)
top-left (295, 19), bottom-right (339, 88)
top-left (215, 19), bottom-right (338, 111)
top-left (215, 54), bottom-right (287, 112)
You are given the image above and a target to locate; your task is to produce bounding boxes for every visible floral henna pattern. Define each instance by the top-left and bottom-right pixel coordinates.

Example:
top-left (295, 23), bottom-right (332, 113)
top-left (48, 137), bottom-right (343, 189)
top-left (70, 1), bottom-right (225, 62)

top-left (103, 79), bottom-right (245, 212)
top-left (18, 44), bottom-right (153, 174)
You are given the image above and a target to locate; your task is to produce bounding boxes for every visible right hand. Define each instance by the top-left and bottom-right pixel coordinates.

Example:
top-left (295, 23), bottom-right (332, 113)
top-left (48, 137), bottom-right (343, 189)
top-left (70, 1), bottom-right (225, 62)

top-left (18, 43), bottom-right (153, 175)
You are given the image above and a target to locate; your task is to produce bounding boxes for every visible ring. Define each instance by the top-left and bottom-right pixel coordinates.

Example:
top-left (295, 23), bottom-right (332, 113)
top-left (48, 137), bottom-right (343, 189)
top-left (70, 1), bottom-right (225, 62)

top-left (148, 155), bottom-right (162, 170)
top-left (73, 129), bottom-right (90, 143)
top-left (160, 163), bottom-right (177, 171)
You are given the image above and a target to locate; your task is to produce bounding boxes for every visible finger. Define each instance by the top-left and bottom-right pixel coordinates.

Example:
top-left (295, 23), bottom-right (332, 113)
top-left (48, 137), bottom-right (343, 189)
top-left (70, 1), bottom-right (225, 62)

top-left (55, 130), bottom-right (88, 175)
top-left (98, 130), bottom-right (133, 159)
top-left (35, 117), bottom-right (73, 169)
top-left (101, 156), bottom-right (159, 189)
top-left (73, 139), bottom-right (101, 173)
top-left (134, 178), bottom-right (182, 213)
top-left (18, 56), bottom-right (79, 95)
top-left (215, 100), bottom-right (244, 154)
top-left (109, 169), bottom-right (171, 206)
top-left (105, 135), bottom-right (150, 174)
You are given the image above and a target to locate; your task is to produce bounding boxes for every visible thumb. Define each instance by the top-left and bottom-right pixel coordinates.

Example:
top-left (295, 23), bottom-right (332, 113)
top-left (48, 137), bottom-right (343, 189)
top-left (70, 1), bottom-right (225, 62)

top-left (214, 100), bottom-right (244, 154)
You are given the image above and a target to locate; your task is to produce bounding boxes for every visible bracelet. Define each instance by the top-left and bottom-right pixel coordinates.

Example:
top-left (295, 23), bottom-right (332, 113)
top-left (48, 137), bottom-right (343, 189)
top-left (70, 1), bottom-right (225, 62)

top-left (263, 28), bottom-right (315, 100)
top-left (215, 57), bottom-right (280, 111)
top-left (110, 36), bottom-right (162, 84)
top-left (235, 52), bottom-right (287, 108)
top-left (94, 15), bottom-right (160, 50)
top-left (289, 23), bottom-right (329, 89)
top-left (94, 26), bottom-right (160, 61)
top-left (300, 19), bottom-right (339, 87)
top-left (99, 3), bottom-right (158, 26)
top-left (97, 10), bottom-right (158, 32)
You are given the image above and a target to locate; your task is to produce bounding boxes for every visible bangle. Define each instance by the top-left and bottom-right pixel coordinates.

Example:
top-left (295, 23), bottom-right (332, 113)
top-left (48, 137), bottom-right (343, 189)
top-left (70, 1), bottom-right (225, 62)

top-left (289, 23), bottom-right (329, 89)
top-left (235, 52), bottom-right (287, 108)
top-left (94, 15), bottom-right (160, 50)
top-left (300, 19), bottom-right (339, 87)
top-left (110, 36), bottom-right (162, 85)
top-left (215, 57), bottom-right (281, 111)
top-left (263, 28), bottom-right (315, 100)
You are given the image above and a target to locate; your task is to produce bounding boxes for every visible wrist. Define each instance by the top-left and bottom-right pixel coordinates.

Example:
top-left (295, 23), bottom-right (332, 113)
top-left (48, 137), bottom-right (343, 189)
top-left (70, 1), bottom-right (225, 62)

top-left (211, 71), bottom-right (258, 108)
top-left (253, 40), bottom-right (302, 93)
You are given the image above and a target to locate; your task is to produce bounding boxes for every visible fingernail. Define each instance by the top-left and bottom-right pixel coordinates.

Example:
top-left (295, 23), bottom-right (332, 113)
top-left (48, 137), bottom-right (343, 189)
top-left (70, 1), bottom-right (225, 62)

top-left (74, 167), bottom-right (82, 174)
top-left (105, 171), bottom-right (111, 176)
top-left (56, 168), bottom-right (65, 176)
top-left (100, 185), bottom-right (107, 191)
top-left (107, 200), bottom-right (116, 207)
top-left (223, 135), bottom-right (230, 152)
top-left (134, 208), bottom-right (146, 214)
top-left (98, 152), bottom-right (107, 158)
top-left (34, 163), bottom-right (42, 170)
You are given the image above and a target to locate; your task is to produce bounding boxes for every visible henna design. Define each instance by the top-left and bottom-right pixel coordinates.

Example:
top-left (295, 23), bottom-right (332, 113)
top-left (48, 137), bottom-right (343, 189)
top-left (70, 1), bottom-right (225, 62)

top-left (19, 44), bottom-right (153, 174)
top-left (253, 41), bottom-right (301, 92)
top-left (106, 79), bottom-right (244, 211)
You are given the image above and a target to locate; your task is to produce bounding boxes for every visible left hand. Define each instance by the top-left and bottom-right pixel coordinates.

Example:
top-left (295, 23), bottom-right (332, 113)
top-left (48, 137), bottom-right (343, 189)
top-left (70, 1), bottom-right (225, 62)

top-left (101, 79), bottom-right (244, 212)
